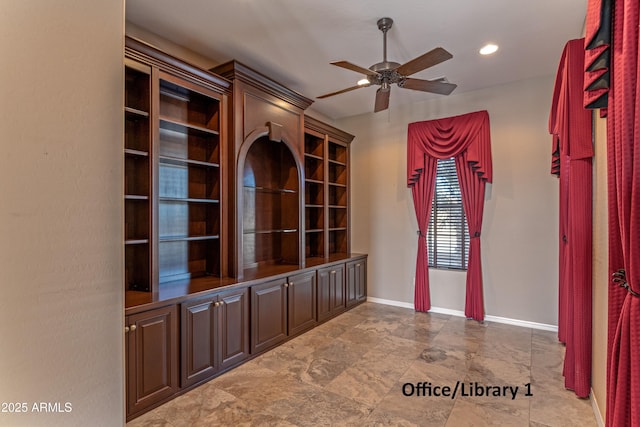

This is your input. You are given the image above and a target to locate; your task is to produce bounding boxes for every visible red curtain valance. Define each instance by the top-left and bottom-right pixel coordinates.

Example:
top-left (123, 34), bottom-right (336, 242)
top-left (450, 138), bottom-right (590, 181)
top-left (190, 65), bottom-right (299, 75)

top-left (584, 0), bottom-right (611, 112)
top-left (407, 110), bottom-right (492, 321)
top-left (407, 110), bottom-right (492, 186)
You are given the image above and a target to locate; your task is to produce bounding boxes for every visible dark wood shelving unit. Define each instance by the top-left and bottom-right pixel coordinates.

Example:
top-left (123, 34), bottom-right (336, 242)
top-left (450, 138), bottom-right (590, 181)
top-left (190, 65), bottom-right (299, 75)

top-left (303, 116), bottom-right (354, 260)
top-left (156, 72), bottom-right (224, 285)
top-left (125, 58), bottom-right (152, 292)
top-left (124, 38), bottom-right (366, 422)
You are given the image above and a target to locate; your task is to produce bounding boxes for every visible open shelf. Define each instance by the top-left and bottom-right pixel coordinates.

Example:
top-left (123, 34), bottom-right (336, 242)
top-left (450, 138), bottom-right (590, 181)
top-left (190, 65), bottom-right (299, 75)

top-left (159, 239), bottom-right (220, 284)
top-left (329, 162), bottom-right (347, 185)
top-left (159, 78), bottom-right (220, 133)
top-left (126, 243), bottom-right (150, 291)
top-left (159, 123), bottom-right (219, 165)
top-left (302, 122), bottom-right (353, 259)
top-left (304, 133), bottom-right (324, 157)
top-left (328, 142), bottom-right (347, 164)
top-left (241, 136), bottom-right (300, 272)
top-left (159, 162), bottom-right (219, 200)
top-left (329, 185), bottom-right (347, 206)
top-left (306, 205), bottom-right (324, 230)
top-left (243, 185), bottom-right (297, 194)
top-left (159, 117), bottom-right (220, 137)
top-left (124, 60), bottom-right (151, 293)
top-left (125, 63), bottom-right (150, 113)
top-left (305, 155), bottom-right (324, 181)
top-left (125, 106), bottom-right (149, 118)
top-left (305, 230), bottom-right (325, 259)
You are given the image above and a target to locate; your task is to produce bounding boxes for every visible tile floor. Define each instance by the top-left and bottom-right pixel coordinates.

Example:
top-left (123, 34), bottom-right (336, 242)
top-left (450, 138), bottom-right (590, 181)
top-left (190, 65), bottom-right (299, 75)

top-left (127, 302), bottom-right (598, 426)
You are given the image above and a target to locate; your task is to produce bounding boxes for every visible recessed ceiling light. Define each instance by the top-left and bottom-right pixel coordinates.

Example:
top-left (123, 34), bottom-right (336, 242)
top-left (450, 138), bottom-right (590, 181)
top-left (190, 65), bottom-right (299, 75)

top-left (357, 78), bottom-right (369, 86)
top-left (480, 44), bottom-right (499, 55)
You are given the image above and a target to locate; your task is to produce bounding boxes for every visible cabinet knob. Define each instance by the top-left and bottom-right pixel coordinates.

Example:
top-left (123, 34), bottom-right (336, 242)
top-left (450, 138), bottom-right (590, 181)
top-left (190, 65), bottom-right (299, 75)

top-left (331, 270), bottom-right (336, 274)
top-left (220, 301), bottom-right (224, 306)
top-left (290, 282), bottom-right (294, 287)
top-left (124, 326), bottom-right (130, 333)
top-left (130, 325), bottom-right (137, 331)
top-left (214, 302), bottom-right (220, 307)
top-left (356, 263), bottom-right (361, 267)
top-left (284, 283), bottom-right (289, 288)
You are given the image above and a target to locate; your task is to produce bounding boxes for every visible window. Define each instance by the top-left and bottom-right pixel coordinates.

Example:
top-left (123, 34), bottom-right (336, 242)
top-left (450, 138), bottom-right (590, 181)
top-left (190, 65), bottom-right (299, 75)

top-left (427, 157), bottom-right (469, 270)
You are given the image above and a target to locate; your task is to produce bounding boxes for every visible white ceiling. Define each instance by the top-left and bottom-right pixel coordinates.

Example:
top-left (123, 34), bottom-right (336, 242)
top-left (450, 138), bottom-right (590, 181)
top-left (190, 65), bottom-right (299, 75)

top-left (126, 0), bottom-right (587, 120)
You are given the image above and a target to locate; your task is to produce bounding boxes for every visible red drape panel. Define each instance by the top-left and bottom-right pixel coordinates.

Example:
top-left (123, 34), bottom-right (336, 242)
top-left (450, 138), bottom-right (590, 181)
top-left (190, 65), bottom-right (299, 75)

top-left (454, 152), bottom-right (486, 320)
top-left (410, 155), bottom-right (438, 311)
top-left (548, 38), bottom-right (593, 398)
top-left (604, 0), bottom-right (640, 424)
top-left (407, 110), bottom-right (492, 321)
top-left (557, 153), bottom-right (570, 343)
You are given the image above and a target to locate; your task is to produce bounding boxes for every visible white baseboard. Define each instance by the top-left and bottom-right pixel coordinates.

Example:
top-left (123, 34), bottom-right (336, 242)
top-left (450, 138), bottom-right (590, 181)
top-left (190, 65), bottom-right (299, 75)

top-left (366, 296), bottom-right (558, 332)
top-left (367, 296), bottom-right (414, 309)
top-left (591, 389), bottom-right (605, 427)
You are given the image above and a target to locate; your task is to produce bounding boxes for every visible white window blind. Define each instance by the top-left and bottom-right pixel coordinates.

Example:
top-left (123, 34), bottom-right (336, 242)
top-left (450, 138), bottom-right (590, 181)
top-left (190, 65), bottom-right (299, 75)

top-left (427, 157), bottom-right (469, 270)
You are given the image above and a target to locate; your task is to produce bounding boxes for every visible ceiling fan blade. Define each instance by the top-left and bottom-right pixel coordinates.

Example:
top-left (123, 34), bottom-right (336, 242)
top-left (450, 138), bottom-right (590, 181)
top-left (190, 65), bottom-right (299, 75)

top-left (401, 78), bottom-right (457, 95)
top-left (331, 61), bottom-right (379, 76)
top-left (317, 84), bottom-right (369, 99)
top-left (374, 88), bottom-right (390, 112)
top-left (396, 47), bottom-right (453, 77)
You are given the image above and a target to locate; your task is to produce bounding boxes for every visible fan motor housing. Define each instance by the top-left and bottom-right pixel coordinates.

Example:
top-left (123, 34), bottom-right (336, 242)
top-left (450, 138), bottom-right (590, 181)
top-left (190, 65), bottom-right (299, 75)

top-left (369, 61), bottom-right (401, 73)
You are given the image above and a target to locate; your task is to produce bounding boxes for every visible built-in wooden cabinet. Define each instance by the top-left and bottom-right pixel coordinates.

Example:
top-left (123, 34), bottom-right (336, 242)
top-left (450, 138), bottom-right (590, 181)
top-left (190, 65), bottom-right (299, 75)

top-left (250, 269), bottom-right (318, 353)
top-left (125, 305), bottom-right (178, 419)
top-left (181, 287), bottom-right (249, 388)
top-left (317, 263), bottom-right (346, 321)
top-left (124, 37), bottom-right (365, 421)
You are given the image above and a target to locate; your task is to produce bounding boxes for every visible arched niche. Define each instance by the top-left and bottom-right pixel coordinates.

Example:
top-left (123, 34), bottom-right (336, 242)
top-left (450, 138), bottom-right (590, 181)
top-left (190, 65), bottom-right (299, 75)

top-left (238, 130), bottom-right (302, 275)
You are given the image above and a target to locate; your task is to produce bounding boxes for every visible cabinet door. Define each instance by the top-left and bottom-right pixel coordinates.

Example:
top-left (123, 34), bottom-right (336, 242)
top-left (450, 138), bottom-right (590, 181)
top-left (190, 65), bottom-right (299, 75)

top-left (219, 287), bottom-right (250, 369)
top-left (355, 259), bottom-right (367, 303)
top-left (181, 297), bottom-right (219, 388)
top-left (126, 305), bottom-right (178, 417)
top-left (317, 267), bottom-right (332, 322)
top-left (346, 261), bottom-right (358, 307)
top-left (317, 264), bottom-right (345, 321)
top-left (331, 264), bottom-right (346, 315)
top-left (346, 259), bottom-right (367, 307)
top-left (287, 270), bottom-right (317, 336)
top-left (251, 278), bottom-right (288, 354)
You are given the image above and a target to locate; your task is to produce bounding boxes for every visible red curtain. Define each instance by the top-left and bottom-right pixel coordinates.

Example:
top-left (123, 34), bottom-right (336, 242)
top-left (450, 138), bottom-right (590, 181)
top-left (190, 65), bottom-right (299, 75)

top-left (548, 38), bottom-right (594, 398)
top-left (604, 0), bottom-right (640, 425)
top-left (410, 156), bottom-right (437, 311)
top-left (407, 110), bottom-right (492, 321)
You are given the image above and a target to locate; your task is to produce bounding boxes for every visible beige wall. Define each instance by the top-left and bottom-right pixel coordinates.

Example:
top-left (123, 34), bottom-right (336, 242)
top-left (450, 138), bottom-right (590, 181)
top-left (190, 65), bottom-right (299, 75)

top-left (0, 2), bottom-right (124, 426)
top-left (592, 113), bottom-right (608, 422)
top-left (339, 75), bottom-right (560, 325)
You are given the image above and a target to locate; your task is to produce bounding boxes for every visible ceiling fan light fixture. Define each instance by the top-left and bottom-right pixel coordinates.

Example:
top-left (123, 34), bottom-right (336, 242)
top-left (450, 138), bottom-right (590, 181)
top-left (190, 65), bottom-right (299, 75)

top-left (318, 17), bottom-right (456, 112)
top-left (479, 44), bottom-right (499, 55)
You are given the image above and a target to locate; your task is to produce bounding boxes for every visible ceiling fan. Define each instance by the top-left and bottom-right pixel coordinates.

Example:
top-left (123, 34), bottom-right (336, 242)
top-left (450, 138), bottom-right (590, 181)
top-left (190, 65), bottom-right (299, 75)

top-left (317, 17), bottom-right (457, 112)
